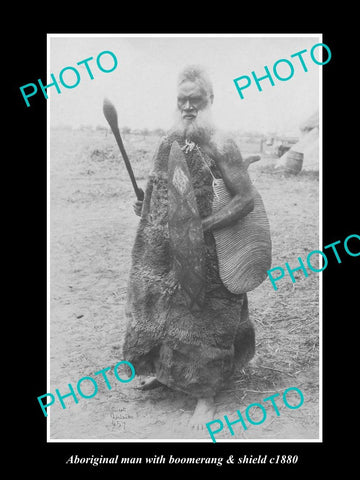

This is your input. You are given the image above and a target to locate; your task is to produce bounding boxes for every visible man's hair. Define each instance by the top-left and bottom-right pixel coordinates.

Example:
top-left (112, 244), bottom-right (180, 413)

top-left (177, 65), bottom-right (214, 97)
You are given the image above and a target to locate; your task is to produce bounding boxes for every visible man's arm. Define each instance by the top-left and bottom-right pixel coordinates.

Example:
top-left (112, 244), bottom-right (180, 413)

top-left (201, 137), bottom-right (254, 233)
top-left (133, 199), bottom-right (143, 216)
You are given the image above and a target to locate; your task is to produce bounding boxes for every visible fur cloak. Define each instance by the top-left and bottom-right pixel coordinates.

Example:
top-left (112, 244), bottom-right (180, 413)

top-left (122, 131), bottom-right (255, 398)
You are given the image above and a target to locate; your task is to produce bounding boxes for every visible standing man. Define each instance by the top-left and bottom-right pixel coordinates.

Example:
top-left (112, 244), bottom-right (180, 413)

top-left (123, 65), bottom-right (258, 429)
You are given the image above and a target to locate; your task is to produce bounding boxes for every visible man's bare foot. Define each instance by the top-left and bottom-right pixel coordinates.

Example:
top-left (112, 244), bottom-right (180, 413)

top-left (135, 376), bottom-right (162, 390)
top-left (189, 397), bottom-right (216, 430)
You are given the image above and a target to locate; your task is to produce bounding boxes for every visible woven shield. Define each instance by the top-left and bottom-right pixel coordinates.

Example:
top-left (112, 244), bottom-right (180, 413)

top-left (168, 141), bottom-right (206, 312)
top-left (212, 180), bottom-right (272, 293)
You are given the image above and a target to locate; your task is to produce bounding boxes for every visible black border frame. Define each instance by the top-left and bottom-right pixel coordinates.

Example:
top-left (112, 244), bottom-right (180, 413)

top-left (13, 25), bottom-right (356, 473)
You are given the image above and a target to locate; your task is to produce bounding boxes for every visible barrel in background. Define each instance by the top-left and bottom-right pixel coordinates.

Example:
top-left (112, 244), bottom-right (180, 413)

top-left (284, 150), bottom-right (304, 175)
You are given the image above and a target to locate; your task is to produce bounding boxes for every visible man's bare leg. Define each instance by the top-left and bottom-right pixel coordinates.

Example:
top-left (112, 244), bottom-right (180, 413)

top-left (189, 397), bottom-right (216, 430)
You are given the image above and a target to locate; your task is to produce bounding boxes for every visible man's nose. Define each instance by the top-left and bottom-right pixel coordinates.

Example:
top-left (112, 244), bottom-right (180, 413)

top-left (183, 100), bottom-right (193, 110)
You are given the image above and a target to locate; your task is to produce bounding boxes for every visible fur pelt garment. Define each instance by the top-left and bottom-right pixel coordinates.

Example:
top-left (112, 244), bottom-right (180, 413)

top-left (122, 131), bottom-right (255, 398)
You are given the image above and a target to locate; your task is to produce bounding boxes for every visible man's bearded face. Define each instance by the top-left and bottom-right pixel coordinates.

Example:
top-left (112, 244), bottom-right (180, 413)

top-left (174, 80), bottom-right (215, 144)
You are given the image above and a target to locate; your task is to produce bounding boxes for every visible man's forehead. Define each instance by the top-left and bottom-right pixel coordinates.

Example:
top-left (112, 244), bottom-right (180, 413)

top-left (177, 80), bottom-right (207, 97)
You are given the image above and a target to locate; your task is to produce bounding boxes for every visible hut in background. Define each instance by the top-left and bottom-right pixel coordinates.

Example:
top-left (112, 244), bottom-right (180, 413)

top-left (276, 110), bottom-right (319, 173)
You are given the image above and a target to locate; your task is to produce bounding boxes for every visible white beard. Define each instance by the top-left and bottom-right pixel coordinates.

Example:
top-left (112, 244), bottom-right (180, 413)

top-left (172, 107), bottom-right (216, 146)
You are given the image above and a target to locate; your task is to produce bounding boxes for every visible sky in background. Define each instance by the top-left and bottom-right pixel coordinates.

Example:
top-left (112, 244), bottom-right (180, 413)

top-left (49, 34), bottom-right (321, 136)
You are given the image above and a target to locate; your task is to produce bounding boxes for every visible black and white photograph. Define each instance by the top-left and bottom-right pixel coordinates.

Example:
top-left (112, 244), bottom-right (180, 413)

top-left (47, 34), bottom-right (321, 442)
top-left (14, 28), bottom-right (357, 471)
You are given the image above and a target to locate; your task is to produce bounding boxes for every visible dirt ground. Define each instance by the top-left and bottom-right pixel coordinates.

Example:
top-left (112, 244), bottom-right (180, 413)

top-left (49, 127), bottom-right (320, 441)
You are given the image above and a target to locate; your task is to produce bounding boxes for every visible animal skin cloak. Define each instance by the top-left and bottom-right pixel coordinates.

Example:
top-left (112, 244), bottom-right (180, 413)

top-left (122, 131), bottom-right (255, 398)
